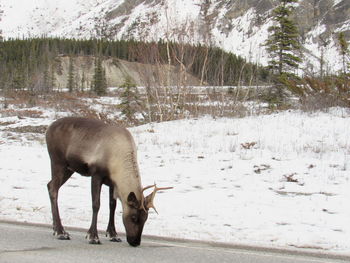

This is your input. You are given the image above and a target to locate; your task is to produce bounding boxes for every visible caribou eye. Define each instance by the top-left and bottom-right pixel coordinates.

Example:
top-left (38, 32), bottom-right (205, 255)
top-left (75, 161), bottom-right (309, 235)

top-left (131, 215), bottom-right (138, 223)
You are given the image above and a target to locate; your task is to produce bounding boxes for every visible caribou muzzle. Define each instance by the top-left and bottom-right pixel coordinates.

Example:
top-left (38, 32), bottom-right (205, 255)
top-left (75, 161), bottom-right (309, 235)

top-left (127, 236), bottom-right (141, 247)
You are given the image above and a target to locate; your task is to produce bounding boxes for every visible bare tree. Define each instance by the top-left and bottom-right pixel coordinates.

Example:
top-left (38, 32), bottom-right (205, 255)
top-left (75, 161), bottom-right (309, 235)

top-left (319, 35), bottom-right (330, 78)
top-left (198, 0), bottom-right (214, 85)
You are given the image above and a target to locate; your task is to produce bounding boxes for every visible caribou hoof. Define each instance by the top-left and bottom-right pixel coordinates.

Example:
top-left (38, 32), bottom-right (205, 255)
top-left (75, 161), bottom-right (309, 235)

top-left (110, 236), bottom-right (122, 242)
top-left (106, 231), bottom-right (122, 242)
top-left (86, 233), bottom-right (101, 245)
top-left (54, 232), bottom-right (70, 240)
top-left (88, 238), bottom-right (101, 245)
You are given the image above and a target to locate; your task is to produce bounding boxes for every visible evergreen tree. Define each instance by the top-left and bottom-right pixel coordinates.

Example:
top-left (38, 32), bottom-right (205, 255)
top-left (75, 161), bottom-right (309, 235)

top-left (43, 67), bottom-right (50, 91)
top-left (265, 0), bottom-right (302, 77)
top-left (50, 65), bottom-right (56, 90)
top-left (81, 71), bottom-right (86, 92)
top-left (92, 57), bottom-right (107, 95)
top-left (0, 7), bottom-right (4, 90)
top-left (118, 76), bottom-right (142, 124)
top-left (66, 56), bottom-right (75, 92)
top-left (11, 67), bottom-right (26, 90)
top-left (0, 5), bottom-right (3, 43)
top-left (42, 42), bottom-right (52, 92)
top-left (337, 32), bottom-right (349, 75)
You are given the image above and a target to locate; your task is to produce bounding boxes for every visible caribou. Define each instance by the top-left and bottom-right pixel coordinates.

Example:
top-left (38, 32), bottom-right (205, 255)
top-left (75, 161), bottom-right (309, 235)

top-left (46, 117), bottom-right (172, 246)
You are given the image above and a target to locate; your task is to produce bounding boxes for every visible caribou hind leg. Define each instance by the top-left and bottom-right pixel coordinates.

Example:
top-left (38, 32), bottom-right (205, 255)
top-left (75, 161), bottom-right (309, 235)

top-left (106, 185), bottom-right (122, 242)
top-left (47, 162), bottom-right (73, 240)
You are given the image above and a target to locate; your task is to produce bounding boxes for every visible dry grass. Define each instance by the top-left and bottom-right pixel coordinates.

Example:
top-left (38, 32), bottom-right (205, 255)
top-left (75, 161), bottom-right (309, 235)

top-left (1, 90), bottom-right (117, 122)
top-left (4, 82), bottom-right (344, 127)
top-left (299, 77), bottom-right (350, 111)
top-left (4, 125), bottom-right (48, 134)
top-left (0, 88), bottom-right (297, 124)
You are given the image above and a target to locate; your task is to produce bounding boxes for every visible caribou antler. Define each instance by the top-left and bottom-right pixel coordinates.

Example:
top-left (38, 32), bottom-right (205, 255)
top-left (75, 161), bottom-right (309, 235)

top-left (140, 184), bottom-right (155, 212)
top-left (140, 184), bottom-right (173, 214)
top-left (142, 184), bottom-right (156, 193)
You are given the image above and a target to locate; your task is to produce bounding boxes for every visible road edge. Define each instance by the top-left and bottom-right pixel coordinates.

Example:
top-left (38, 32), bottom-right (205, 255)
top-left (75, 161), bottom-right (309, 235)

top-left (1, 219), bottom-right (350, 262)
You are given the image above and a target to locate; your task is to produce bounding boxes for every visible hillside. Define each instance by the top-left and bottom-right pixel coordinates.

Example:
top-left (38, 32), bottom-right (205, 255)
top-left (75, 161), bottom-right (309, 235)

top-left (0, 38), bottom-right (268, 91)
top-left (1, 0), bottom-right (349, 73)
top-left (54, 56), bottom-right (201, 89)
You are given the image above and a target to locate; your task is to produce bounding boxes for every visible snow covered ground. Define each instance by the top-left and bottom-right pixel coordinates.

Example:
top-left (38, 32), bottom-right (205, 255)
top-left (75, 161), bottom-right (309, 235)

top-left (0, 96), bottom-right (350, 255)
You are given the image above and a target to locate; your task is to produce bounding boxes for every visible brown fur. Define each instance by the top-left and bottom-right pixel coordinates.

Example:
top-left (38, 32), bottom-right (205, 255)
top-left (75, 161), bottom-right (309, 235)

top-left (46, 117), bottom-right (148, 246)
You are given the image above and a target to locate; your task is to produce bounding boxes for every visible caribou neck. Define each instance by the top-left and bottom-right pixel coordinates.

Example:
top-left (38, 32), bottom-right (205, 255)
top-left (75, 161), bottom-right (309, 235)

top-left (109, 149), bottom-right (143, 206)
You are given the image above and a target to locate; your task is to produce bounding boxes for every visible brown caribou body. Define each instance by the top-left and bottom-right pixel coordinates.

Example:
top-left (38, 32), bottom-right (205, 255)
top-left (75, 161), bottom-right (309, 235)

top-left (46, 117), bottom-right (171, 246)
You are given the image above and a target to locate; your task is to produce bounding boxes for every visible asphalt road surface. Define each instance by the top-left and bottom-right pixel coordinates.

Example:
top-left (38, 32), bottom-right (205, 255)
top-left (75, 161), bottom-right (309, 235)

top-left (0, 222), bottom-right (348, 263)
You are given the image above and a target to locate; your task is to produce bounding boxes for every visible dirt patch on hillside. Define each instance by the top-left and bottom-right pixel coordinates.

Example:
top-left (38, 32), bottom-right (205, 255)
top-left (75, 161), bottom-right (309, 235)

top-left (54, 56), bottom-right (201, 90)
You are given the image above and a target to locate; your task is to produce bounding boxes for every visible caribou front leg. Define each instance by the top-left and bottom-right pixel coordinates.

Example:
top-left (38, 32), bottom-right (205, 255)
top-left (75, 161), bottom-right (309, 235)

top-left (87, 174), bottom-right (103, 244)
top-left (106, 185), bottom-right (122, 242)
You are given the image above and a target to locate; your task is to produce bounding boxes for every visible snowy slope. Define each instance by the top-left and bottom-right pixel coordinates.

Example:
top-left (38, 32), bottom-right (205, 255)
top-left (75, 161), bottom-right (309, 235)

top-left (0, 0), bottom-right (349, 73)
top-left (0, 0), bottom-right (115, 37)
top-left (0, 95), bottom-right (350, 254)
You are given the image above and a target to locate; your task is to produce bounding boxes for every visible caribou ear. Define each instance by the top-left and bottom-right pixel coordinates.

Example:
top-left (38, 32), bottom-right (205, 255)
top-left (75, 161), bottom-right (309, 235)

top-left (127, 192), bottom-right (139, 208)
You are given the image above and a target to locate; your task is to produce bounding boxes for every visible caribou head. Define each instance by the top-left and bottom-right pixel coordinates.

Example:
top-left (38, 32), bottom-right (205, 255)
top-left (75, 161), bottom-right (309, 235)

top-left (123, 184), bottom-right (173, 247)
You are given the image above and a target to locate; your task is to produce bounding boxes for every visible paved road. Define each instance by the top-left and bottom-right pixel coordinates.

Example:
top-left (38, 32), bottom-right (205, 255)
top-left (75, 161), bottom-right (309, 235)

top-left (0, 222), bottom-right (348, 263)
